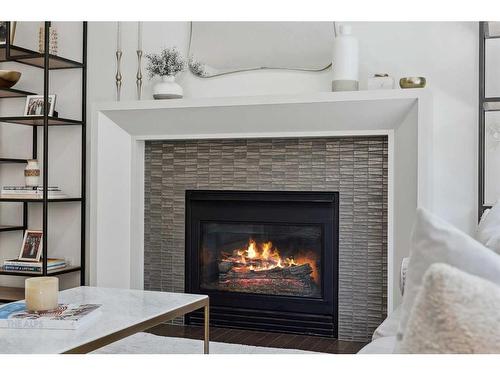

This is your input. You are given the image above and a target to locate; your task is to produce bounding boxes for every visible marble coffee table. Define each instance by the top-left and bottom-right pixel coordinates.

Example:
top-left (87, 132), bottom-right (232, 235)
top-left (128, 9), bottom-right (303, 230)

top-left (0, 286), bottom-right (209, 354)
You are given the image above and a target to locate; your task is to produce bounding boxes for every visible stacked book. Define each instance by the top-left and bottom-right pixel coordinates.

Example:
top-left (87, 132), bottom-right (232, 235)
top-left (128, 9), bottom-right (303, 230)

top-left (0, 302), bottom-right (101, 330)
top-left (0, 186), bottom-right (68, 199)
top-left (3, 258), bottom-right (67, 273)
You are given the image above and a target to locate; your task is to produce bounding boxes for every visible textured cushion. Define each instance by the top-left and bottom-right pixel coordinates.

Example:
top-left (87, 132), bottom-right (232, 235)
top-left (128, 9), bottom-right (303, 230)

top-left (397, 263), bottom-right (500, 353)
top-left (476, 201), bottom-right (500, 254)
top-left (372, 305), bottom-right (400, 341)
top-left (397, 208), bottom-right (500, 346)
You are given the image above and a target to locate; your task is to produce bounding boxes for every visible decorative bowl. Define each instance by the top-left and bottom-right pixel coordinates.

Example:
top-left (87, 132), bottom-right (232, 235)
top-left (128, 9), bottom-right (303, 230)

top-left (0, 70), bottom-right (22, 89)
top-left (399, 76), bottom-right (426, 89)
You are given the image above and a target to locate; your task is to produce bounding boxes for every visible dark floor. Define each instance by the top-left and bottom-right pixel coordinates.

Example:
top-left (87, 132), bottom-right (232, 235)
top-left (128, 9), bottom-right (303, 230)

top-left (147, 324), bottom-right (368, 354)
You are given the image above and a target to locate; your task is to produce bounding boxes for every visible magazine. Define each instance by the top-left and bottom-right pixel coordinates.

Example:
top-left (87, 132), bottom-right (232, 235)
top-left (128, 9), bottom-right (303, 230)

top-left (0, 302), bottom-right (101, 330)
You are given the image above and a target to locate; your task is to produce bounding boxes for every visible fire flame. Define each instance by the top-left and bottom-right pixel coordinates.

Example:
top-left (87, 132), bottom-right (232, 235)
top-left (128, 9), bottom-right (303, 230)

top-left (223, 239), bottom-right (319, 282)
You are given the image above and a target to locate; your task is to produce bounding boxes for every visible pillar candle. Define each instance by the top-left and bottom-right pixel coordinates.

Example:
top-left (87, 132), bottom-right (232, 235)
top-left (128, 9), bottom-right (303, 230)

top-left (25, 277), bottom-right (59, 312)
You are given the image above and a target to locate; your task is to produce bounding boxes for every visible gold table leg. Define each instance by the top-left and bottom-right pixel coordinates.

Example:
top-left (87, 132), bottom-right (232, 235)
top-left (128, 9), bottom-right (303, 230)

top-left (204, 301), bottom-right (210, 354)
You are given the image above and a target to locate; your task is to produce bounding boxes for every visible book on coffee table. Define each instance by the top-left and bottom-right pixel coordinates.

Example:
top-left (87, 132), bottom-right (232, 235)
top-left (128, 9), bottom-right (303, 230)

top-left (0, 303), bottom-right (101, 330)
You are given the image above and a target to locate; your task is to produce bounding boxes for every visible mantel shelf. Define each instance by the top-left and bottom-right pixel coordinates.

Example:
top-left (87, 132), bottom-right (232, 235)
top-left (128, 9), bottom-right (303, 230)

top-left (97, 89), bottom-right (429, 140)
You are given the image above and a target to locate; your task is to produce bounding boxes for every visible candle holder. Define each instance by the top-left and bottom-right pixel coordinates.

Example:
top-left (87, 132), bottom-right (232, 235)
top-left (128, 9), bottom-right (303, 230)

top-left (136, 22), bottom-right (143, 100)
top-left (136, 50), bottom-right (143, 100)
top-left (115, 22), bottom-right (122, 101)
top-left (25, 277), bottom-right (59, 312)
top-left (115, 50), bottom-right (123, 101)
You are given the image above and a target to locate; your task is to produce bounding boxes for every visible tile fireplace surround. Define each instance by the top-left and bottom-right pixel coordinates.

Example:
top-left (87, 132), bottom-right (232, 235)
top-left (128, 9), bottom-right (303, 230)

top-left (144, 137), bottom-right (388, 341)
top-left (90, 90), bottom-right (433, 342)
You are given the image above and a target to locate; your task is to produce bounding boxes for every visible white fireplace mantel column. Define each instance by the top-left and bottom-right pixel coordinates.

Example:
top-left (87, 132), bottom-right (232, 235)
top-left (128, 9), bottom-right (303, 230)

top-left (90, 89), bottom-right (433, 312)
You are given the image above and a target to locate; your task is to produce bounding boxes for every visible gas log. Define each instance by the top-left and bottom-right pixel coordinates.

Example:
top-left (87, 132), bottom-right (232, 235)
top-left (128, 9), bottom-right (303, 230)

top-left (219, 262), bottom-right (313, 280)
top-left (217, 262), bottom-right (318, 296)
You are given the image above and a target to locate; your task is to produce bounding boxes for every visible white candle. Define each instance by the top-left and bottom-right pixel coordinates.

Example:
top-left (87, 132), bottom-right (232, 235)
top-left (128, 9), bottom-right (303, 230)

top-left (138, 22), bottom-right (142, 51)
top-left (117, 22), bottom-right (122, 51)
top-left (25, 277), bottom-right (59, 312)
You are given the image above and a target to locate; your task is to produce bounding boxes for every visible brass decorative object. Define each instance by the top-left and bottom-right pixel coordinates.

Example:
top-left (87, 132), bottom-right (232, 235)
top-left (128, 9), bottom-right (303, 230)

top-left (0, 70), bottom-right (21, 88)
top-left (399, 76), bottom-right (426, 89)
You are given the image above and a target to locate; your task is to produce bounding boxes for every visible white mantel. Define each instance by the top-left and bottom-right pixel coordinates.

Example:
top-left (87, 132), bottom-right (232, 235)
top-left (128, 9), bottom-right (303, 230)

top-left (90, 89), bottom-right (433, 311)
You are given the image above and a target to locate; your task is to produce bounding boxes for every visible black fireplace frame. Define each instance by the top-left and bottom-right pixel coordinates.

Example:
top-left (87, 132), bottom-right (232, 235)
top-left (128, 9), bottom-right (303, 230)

top-left (185, 190), bottom-right (339, 337)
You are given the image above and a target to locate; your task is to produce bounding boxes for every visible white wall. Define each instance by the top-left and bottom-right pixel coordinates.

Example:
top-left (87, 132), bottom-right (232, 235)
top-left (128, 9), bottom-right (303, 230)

top-left (1, 21), bottom-right (479, 290)
top-left (88, 21), bottom-right (478, 234)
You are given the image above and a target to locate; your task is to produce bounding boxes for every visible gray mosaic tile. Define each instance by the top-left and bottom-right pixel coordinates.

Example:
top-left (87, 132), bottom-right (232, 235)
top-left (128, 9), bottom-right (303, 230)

top-left (144, 137), bottom-right (388, 340)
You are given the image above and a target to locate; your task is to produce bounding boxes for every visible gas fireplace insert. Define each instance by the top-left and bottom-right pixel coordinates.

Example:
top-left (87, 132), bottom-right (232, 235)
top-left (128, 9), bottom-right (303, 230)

top-left (185, 190), bottom-right (339, 337)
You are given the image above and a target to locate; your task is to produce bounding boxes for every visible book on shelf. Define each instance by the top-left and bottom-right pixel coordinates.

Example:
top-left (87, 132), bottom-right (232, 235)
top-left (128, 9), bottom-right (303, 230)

top-left (2, 258), bottom-right (66, 272)
top-left (1, 186), bottom-right (68, 199)
top-left (0, 303), bottom-right (101, 330)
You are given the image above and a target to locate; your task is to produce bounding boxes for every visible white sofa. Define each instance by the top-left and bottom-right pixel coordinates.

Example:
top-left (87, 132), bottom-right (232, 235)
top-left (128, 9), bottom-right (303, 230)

top-left (358, 308), bottom-right (399, 353)
top-left (358, 257), bottom-right (408, 354)
top-left (359, 205), bottom-right (500, 354)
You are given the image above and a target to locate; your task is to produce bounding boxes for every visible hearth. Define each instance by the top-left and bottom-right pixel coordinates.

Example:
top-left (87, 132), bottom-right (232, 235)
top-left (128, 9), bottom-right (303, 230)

top-left (185, 190), bottom-right (339, 337)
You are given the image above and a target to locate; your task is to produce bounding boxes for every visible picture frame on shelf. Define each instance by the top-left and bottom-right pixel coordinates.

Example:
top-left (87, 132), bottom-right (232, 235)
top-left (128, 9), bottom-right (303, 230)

top-left (24, 95), bottom-right (56, 116)
top-left (0, 21), bottom-right (16, 45)
top-left (18, 230), bottom-right (43, 262)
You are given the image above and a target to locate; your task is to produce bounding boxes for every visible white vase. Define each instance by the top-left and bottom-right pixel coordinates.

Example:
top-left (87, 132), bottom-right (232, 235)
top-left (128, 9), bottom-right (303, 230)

top-left (332, 24), bottom-right (359, 92)
top-left (25, 159), bottom-right (40, 187)
top-left (152, 75), bottom-right (183, 100)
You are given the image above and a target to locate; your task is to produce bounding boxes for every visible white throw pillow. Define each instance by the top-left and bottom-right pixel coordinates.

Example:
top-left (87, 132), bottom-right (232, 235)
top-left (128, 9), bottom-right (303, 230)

top-left (397, 263), bottom-right (500, 353)
top-left (396, 208), bottom-right (500, 347)
top-left (476, 200), bottom-right (500, 254)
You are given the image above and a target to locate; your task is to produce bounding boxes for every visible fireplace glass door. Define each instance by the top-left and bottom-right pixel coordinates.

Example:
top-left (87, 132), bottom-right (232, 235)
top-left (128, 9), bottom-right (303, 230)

top-left (200, 222), bottom-right (322, 298)
top-left (185, 190), bottom-right (338, 336)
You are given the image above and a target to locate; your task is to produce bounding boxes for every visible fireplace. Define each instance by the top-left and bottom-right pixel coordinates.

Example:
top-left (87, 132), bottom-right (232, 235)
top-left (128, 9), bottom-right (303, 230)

top-left (185, 190), bottom-right (339, 337)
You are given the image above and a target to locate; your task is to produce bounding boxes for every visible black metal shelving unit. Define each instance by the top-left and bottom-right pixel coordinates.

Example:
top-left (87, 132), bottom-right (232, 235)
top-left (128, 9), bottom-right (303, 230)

top-left (478, 22), bottom-right (500, 218)
top-left (0, 22), bottom-right (87, 302)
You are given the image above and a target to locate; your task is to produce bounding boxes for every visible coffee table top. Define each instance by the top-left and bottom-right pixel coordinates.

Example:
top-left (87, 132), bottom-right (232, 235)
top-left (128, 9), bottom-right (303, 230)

top-left (0, 286), bottom-right (208, 354)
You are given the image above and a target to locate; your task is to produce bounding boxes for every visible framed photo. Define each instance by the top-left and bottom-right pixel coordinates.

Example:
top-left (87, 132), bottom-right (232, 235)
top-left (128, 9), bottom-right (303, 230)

top-left (24, 95), bottom-right (56, 117)
top-left (0, 21), bottom-right (16, 45)
top-left (18, 230), bottom-right (43, 262)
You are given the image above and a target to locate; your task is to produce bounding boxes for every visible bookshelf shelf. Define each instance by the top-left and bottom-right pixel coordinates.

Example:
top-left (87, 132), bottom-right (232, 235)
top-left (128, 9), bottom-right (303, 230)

top-left (0, 158), bottom-right (28, 164)
top-left (0, 116), bottom-right (82, 127)
top-left (0, 266), bottom-right (81, 277)
top-left (0, 225), bottom-right (24, 233)
top-left (0, 44), bottom-right (83, 70)
top-left (0, 197), bottom-right (82, 203)
top-left (0, 286), bottom-right (24, 302)
top-left (0, 87), bottom-right (36, 99)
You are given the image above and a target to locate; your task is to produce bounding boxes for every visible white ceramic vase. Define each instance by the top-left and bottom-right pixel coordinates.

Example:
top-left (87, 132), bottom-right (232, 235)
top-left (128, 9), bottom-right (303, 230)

top-left (25, 159), bottom-right (40, 187)
top-left (332, 24), bottom-right (359, 92)
top-left (152, 75), bottom-right (183, 100)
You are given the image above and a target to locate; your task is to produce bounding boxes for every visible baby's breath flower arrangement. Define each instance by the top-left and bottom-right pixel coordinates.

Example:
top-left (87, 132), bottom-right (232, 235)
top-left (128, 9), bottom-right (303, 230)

top-left (146, 47), bottom-right (186, 78)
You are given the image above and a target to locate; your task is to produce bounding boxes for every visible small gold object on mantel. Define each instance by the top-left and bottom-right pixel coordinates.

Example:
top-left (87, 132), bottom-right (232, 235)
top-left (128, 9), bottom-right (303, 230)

top-left (399, 76), bottom-right (426, 89)
top-left (25, 277), bottom-right (59, 312)
top-left (0, 70), bottom-right (21, 88)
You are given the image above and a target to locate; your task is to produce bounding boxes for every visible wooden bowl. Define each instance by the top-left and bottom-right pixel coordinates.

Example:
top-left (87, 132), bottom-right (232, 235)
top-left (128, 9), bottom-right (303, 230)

top-left (399, 76), bottom-right (426, 89)
top-left (0, 70), bottom-right (22, 89)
